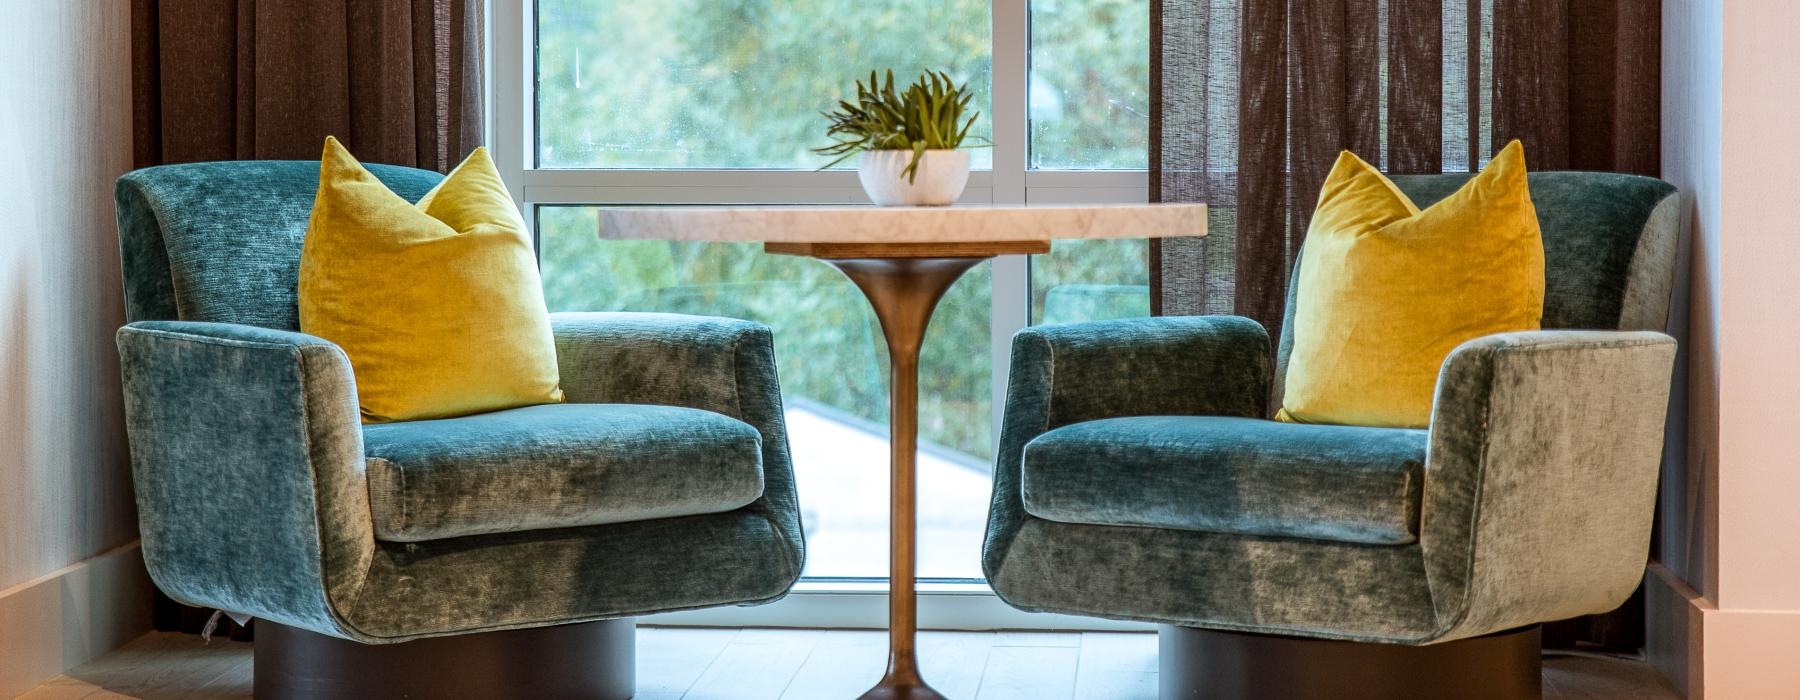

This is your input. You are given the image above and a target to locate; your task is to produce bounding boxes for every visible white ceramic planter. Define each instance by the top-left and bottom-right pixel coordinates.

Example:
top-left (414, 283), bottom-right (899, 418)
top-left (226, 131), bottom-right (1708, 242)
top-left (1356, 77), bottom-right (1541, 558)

top-left (857, 149), bottom-right (971, 206)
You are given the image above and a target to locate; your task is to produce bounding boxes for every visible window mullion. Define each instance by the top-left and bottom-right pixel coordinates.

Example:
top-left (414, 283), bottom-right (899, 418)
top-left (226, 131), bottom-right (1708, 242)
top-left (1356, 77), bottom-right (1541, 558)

top-left (491, 0), bottom-right (530, 221)
top-left (991, 0), bottom-right (1029, 203)
top-left (990, 0), bottom-right (1031, 461)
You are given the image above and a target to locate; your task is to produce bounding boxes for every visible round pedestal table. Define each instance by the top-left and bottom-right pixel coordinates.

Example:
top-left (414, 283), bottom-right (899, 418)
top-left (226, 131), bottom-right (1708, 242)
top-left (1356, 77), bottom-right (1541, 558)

top-left (599, 203), bottom-right (1207, 699)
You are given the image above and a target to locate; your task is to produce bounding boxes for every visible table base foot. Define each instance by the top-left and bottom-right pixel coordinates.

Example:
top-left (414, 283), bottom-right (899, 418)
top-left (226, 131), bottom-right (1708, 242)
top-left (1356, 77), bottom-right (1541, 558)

top-left (858, 676), bottom-right (948, 700)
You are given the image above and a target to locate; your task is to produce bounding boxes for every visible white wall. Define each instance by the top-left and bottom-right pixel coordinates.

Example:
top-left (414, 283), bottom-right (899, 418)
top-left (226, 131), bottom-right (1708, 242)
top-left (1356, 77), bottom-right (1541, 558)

top-left (1714, 0), bottom-right (1800, 616)
top-left (1652, 0), bottom-right (1800, 697)
top-left (0, 1), bottom-right (147, 695)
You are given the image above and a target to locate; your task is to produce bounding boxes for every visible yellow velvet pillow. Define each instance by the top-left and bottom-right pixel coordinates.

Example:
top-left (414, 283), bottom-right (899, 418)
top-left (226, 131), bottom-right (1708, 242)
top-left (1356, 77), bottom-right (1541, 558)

top-left (299, 137), bottom-right (563, 423)
top-left (1276, 140), bottom-right (1544, 428)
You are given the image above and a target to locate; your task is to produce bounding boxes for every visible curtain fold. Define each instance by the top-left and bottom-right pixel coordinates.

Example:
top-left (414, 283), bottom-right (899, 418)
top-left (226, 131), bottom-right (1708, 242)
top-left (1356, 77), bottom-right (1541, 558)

top-left (1152, 0), bottom-right (1659, 335)
top-left (132, 0), bottom-right (483, 172)
top-left (129, 0), bottom-right (485, 636)
top-left (1150, 0), bottom-right (1660, 651)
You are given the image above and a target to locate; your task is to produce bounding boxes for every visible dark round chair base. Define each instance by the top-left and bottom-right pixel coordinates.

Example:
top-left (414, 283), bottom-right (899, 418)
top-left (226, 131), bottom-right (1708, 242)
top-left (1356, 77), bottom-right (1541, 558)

top-left (1159, 624), bottom-right (1542, 700)
top-left (254, 618), bottom-right (636, 700)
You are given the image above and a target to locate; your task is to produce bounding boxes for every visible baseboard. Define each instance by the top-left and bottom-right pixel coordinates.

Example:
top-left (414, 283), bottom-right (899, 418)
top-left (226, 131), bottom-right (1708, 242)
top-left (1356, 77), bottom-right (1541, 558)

top-left (1697, 605), bottom-right (1800, 699)
top-left (0, 542), bottom-right (154, 698)
top-left (1646, 562), bottom-right (1800, 699)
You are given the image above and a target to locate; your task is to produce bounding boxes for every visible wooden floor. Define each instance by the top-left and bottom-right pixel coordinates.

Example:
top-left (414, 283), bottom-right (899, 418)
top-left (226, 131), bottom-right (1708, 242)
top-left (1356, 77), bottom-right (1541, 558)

top-left (18, 628), bottom-right (1681, 699)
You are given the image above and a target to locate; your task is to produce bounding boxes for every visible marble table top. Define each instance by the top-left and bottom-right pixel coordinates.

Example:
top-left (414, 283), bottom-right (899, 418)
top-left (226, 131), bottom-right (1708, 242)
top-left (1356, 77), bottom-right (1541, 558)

top-left (597, 203), bottom-right (1208, 243)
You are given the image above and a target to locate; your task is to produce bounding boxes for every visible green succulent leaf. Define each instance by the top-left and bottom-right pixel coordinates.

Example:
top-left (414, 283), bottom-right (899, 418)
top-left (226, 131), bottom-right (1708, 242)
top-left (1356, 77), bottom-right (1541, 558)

top-left (812, 68), bottom-right (989, 183)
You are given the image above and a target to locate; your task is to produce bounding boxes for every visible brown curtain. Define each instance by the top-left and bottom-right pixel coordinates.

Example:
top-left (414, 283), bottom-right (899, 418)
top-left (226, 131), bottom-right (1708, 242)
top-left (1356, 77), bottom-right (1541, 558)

top-left (132, 0), bottom-right (484, 172)
top-left (1150, 0), bottom-right (1659, 335)
top-left (129, 0), bottom-right (485, 636)
top-left (1149, 0), bottom-right (1659, 650)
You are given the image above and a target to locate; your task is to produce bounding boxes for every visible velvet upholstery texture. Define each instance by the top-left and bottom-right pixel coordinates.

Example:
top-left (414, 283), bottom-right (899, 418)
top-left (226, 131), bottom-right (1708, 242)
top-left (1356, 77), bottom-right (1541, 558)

top-left (1385, 171), bottom-right (1678, 332)
top-left (1278, 143), bottom-right (1544, 427)
top-left (118, 322), bottom-right (375, 639)
top-left (116, 161), bottom-right (441, 328)
top-left (114, 162), bottom-right (803, 643)
top-left (986, 173), bottom-right (1680, 645)
top-left (1275, 171), bottom-right (1677, 405)
top-left (299, 140), bottom-right (564, 422)
top-left (1023, 416), bottom-right (1426, 545)
top-left (364, 403), bottom-right (765, 542)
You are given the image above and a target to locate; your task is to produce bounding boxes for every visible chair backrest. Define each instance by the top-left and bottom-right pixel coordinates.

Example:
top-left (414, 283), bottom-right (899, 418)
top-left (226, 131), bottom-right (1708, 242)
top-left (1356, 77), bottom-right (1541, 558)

top-left (1273, 171), bottom-right (1681, 401)
top-left (115, 160), bottom-right (444, 330)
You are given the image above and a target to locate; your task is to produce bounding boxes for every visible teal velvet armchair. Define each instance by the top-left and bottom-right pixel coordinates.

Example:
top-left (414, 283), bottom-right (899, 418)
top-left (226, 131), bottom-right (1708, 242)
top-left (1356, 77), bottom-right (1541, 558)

top-left (114, 161), bottom-right (804, 699)
top-left (983, 172), bottom-right (1680, 700)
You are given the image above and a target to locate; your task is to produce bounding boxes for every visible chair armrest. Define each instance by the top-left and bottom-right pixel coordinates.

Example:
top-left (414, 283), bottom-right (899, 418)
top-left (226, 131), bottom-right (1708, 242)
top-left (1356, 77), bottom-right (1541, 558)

top-left (553, 312), bottom-right (779, 414)
top-left (1420, 330), bottom-right (1676, 642)
top-left (549, 312), bottom-right (802, 566)
top-left (1006, 315), bottom-right (1271, 428)
top-left (117, 321), bottom-right (374, 639)
top-left (982, 315), bottom-right (1271, 577)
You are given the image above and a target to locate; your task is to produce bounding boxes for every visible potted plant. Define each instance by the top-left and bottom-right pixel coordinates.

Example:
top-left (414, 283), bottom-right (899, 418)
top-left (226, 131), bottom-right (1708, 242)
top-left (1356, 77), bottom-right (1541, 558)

top-left (815, 69), bottom-right (984, 206)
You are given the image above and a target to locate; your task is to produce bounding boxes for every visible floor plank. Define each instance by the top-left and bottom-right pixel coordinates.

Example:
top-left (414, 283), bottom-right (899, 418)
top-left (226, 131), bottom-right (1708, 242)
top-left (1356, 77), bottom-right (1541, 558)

top-left (94, 642), bottom-right (241, 699)
top-left (185, 658), bottom-right (252, 700)
top-left (992, 631), bottom-right (1082, 648)
top-left (16, 627), bottom-right (1682, 700)
top-left (14, 678), bottom-right (108, 700)
top-left (1073, 632), bottom-right (1158, 700)
top-left (778, 629), bottom-right (885, 699)
top-left (1542, 653), bottom-right (1682, 700)
top-left (918, 631), bottom-right (997, 699)
top-left (637, 627), bottom-right (742, 699)
top-left (681, 629), bottom-right (819, 700)
top-left (975, 645), bottom-right (1081, 700)
top-left (27, 633), bottom-right (250, 700)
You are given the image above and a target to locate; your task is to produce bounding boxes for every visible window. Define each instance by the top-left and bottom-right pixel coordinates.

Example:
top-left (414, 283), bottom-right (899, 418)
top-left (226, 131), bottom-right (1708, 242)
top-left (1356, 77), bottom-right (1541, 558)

top-left (494, 0), bottom-right (1150, 611)
top-left (535, 0), bottom-right (993, 170)
top-left (1028, 0), bottom-right (1149, 169)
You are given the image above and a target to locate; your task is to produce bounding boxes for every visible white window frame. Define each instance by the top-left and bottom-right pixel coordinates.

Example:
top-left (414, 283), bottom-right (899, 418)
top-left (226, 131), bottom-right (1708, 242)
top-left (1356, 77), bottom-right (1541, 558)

top-left (487, 0), bottom-right (1151, 631)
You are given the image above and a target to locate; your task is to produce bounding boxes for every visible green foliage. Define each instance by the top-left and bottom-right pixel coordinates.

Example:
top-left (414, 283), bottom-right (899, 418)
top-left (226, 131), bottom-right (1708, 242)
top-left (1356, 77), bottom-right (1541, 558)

top-left (814, 70), bottom-right (984, 181)
top-left (1028, 0), bottom-right (1150, 168)
top-left (541, 206), bottom-right (993, 459)
top-left (535, 0), bottom-right (993, 169)
top-left (532, 0), bottom-right (1156, 460)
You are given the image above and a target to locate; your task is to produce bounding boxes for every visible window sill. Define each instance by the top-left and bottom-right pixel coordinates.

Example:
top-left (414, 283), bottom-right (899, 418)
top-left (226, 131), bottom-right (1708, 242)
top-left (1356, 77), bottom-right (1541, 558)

top-left (645, 580), bottom-right (1154, 631)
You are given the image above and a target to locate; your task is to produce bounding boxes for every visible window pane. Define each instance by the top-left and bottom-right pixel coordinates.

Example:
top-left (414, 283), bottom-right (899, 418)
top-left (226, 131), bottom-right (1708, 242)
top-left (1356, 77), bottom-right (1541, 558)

top-left (1028, 0), bottom-right (1151, 169)
top-left (536, 0), bottom-right (994, 170)
top-left (539, 207), bottom-right (993, 580)
top-left (1032, 238), bottom-right (1150, 324)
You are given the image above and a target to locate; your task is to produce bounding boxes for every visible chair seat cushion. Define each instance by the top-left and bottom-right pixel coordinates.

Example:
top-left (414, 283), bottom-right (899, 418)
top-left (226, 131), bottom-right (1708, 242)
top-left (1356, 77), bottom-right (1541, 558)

top-left (364, 403), bottom-right (764, 542)
top-left (1020, 416), bottom-right (1426, 545)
